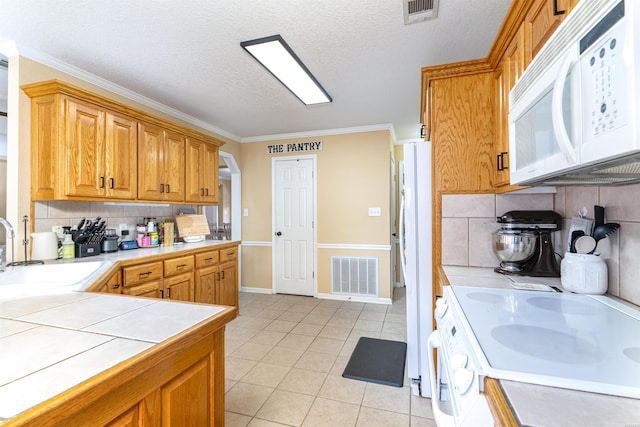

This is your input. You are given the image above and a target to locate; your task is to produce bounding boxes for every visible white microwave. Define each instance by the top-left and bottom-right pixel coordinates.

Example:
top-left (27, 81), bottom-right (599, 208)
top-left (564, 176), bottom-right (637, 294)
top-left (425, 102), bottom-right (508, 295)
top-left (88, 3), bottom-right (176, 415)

top-left (509, 0), bottom-right (640, 186)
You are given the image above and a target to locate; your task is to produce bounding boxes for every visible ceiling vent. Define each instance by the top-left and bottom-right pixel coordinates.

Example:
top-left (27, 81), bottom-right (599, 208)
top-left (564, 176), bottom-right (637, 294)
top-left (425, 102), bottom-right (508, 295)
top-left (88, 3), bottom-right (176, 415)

top-left (403, 0), bottom-right (439, 25)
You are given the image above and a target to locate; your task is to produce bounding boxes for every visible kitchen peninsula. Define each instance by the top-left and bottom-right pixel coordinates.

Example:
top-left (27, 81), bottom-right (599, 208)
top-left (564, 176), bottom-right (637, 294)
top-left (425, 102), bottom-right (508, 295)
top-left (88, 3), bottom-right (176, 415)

top-left (0, 240), bottom-right (240, 426)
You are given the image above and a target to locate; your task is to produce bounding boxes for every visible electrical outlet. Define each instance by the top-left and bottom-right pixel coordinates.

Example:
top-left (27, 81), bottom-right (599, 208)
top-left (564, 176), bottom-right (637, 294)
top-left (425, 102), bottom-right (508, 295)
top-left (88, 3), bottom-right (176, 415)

top-left (368, 207), bottom-right (382, 217)
top-left (52, 225), bottom-right (65, 239)
top-left (243, 208), bottom-right (249, 217)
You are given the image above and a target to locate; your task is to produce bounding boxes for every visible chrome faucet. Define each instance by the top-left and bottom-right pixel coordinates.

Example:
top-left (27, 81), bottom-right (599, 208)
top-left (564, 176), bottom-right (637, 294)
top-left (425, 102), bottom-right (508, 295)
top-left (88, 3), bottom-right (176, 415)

top-left (0, 217), bottom-right (15, 271)
top-left (0, 217), bottom-right (15, 240)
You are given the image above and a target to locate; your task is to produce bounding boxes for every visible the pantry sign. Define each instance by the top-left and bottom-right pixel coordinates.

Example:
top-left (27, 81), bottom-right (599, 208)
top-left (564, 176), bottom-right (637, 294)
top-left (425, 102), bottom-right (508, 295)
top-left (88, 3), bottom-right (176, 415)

top-left (266, 140), bottom-right (322, 154)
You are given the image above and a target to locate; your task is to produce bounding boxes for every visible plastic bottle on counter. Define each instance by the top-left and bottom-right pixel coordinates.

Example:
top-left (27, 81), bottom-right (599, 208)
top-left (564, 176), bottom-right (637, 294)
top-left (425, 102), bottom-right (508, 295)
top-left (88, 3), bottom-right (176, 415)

top-left (62, 233), bottom-right (75, 259)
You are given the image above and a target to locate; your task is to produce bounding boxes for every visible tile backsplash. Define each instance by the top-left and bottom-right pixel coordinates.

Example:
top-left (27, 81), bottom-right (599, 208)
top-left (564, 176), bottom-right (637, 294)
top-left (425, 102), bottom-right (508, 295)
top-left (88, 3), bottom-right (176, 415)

top-left (33, 201), bottom-right (198, 238)
top-left (441, 185), bottom-right (640, 306)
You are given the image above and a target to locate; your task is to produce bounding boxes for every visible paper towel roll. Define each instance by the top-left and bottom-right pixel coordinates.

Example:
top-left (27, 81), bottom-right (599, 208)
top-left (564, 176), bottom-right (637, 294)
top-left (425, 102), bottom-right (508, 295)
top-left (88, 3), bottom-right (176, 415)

top-left (31, 232), bottom-right (59, 260)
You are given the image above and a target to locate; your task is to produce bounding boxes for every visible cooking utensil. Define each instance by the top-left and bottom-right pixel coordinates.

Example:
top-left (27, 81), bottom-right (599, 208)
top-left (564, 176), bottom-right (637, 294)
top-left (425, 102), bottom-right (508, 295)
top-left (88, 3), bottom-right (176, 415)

top-left (492, 230), bottom-right (537, 272)
top-left (594, 205), bottom-right (605, 229)
top-left (574, 235), bottom-right (596, 254)
top-left (569, 230), bottom-right (584, 253)
top-left (593, 223), bottom-right (620, 244)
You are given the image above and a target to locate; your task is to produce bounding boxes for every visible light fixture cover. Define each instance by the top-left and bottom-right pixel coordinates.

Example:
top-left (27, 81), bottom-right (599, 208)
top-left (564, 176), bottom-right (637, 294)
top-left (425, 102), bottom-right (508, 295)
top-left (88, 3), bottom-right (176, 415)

top-left (241, 35), bottom-right (332, 105)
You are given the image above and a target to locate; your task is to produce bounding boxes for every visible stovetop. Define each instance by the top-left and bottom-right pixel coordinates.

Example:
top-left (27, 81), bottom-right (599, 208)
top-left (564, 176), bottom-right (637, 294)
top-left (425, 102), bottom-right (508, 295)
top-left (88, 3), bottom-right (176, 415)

top-left (448, 285), bottom-right (640, 398)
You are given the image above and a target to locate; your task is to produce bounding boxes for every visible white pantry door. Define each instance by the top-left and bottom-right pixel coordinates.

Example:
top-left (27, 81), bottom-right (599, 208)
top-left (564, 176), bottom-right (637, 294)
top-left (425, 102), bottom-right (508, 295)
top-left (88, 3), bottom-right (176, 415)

top-left (273, 157), bottom-right (315, 296)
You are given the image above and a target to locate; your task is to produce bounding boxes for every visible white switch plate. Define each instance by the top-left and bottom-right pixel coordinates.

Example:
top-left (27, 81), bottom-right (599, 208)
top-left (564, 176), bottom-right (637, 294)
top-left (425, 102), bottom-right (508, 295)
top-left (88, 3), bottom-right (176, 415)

top-left (243, 208), bottom-right (249, 217)
top-left (52, 225), bottom-right (65, 239)
top-left (368, 207), bottom-right (382, 217)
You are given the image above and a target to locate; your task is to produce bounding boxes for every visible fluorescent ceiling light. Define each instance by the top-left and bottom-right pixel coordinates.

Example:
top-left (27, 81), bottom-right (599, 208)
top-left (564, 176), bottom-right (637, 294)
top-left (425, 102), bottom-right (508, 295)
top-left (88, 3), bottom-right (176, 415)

top-left (241, 35), bottom-right (332, 105)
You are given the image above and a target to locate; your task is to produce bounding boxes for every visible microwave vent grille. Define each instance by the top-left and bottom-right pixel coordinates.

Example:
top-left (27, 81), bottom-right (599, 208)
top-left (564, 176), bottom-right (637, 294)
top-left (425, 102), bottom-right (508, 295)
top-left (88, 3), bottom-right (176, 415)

top-left (511, 0), bottom-right (621, 106)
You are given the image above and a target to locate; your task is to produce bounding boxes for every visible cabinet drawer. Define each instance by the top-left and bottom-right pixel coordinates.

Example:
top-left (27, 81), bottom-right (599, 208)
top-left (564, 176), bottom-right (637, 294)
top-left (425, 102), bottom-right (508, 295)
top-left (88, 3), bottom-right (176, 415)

top-left (122, 280), bottom-right (163, 298)
top-left (164, 255), bottom-right (195, 277)
top-left (123, 262), bottom-right (163, 285)
top-left (219, 247), bottom-right (237, 263)
top-left (195, 250), bottom-right (219, 268)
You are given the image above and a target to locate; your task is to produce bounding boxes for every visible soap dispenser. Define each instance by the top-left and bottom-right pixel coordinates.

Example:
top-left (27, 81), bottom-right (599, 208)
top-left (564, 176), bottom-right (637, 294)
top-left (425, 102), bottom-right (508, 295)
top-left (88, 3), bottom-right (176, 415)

top-left (62, 233), bottom-right (75, 259)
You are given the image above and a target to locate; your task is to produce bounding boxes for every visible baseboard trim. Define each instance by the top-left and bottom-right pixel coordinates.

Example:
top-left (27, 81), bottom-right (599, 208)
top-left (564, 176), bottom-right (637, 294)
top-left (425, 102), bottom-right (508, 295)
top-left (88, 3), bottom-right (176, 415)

top-left (316, 292), bottom-right (392, 305)
top-left (240, 286), bottom-right (274, 294)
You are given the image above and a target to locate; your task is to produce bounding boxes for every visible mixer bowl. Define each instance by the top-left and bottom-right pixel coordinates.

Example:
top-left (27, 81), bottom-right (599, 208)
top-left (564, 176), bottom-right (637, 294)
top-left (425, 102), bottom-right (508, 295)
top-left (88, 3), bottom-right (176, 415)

top-left (492, 230), bottom-right (536, 268)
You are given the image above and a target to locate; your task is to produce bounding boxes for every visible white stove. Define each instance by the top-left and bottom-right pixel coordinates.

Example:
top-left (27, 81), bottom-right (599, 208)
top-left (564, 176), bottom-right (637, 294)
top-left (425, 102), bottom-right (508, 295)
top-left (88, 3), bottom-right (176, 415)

top-left (428, 285), bottom-right (640, 427)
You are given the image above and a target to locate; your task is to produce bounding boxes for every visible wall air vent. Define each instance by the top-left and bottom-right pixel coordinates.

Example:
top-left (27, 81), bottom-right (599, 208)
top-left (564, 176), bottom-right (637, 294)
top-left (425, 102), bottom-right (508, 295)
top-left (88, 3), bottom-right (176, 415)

top-left (403, 0), bottom-right (439, 25)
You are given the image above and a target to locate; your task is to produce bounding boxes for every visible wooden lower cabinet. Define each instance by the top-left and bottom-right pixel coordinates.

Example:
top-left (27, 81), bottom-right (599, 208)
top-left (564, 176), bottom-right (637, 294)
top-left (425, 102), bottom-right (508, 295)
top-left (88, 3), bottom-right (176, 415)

top-left (195, 265), bottom-right (218, 305)
top-left (193, 248), bottom-right (238, 307)
top-left (123, 280), bottom-right (163, 299)
top-left (164, 271), bottom-right (194, 302)
top-left (8, 310), bottom-right (234, 427)
top-left (218, 261), bottom-right (238, 308)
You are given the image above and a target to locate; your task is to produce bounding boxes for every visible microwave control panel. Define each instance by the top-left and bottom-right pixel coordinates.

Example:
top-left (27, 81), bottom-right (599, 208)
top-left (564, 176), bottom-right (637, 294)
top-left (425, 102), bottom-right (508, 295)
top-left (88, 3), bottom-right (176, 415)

top-left (581, 19), bottom-right (627, 139)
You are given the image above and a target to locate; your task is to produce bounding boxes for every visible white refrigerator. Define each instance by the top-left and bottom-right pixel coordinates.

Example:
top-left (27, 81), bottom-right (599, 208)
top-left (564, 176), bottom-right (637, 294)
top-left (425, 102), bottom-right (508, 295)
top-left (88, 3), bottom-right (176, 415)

top-left (400, 141), bottom-right (432, 397)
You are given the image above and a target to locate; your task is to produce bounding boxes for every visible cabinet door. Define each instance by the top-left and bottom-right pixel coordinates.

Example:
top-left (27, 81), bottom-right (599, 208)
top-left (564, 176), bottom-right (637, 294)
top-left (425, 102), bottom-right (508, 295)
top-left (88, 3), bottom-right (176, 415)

top-left (138, 122), bottom-right (165, 200)
top-left (218, 262), bottom-right (237, 308)
top-left (105, 112), bottom-right (137, 199)
top-left (528, 0), bottom-right (572, 59)
top-left (195, 265), bottom-right (218, 305)
top-left (163, 130), bottom-right (186, 202)
top-left (105, 405), bottom-right (140, 427)
top-left (101, 270), bottom-right (123, 294)
top-left (201, 142), bottom-right (219, 204)
top-left (164, 272), bottom-right (194, 302)
top-left (123, 280), bottom-right (163, 298)
top-left (185, 138), bottom-right (204, 203)
top-left (160, 357), bottom-right (211, 426)
top-left (65, 98), bottom-right (106, 197)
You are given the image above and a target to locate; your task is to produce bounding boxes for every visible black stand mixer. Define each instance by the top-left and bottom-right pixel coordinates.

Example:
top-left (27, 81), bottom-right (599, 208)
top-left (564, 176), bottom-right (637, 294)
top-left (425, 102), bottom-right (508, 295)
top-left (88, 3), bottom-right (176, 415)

top-left (493, 210), bottom-right (562, 277)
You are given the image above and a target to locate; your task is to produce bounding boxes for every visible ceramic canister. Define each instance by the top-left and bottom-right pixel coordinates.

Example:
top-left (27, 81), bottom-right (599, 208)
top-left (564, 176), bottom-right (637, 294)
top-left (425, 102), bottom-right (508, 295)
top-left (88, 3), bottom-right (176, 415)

top-left (31, 231), bottom-right (59, 260)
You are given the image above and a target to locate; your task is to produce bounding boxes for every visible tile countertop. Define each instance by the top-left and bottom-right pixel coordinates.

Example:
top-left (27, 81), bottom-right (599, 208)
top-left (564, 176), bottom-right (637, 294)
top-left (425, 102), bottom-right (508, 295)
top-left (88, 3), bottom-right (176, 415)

top-left (441, 265), bottom-right (640, 427)
top-left (0, 241), bottom-right (237, 423)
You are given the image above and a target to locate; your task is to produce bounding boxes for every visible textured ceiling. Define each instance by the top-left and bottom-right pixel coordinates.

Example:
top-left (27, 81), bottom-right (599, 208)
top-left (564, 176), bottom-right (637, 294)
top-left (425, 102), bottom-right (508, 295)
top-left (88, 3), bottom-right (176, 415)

top-left (0, 0), bottom-right (511, 142)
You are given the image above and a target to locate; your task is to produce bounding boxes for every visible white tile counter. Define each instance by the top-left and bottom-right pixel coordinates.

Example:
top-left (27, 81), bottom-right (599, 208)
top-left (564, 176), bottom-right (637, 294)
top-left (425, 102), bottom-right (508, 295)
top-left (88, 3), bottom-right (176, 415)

top-left (0, 247), bottom-right (234, 423)
top-left (441, 265), bottom-right (640, 427)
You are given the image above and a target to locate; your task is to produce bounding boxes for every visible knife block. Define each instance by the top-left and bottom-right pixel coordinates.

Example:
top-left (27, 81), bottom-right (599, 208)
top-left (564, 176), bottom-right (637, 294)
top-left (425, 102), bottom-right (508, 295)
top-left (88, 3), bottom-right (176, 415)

top-left (76, 242), bottom-right (101, 258)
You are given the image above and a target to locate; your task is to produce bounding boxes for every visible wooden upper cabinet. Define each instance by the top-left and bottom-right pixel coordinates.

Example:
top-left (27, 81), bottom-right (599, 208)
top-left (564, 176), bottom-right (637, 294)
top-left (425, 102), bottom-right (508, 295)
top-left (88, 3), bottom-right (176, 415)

top-left (23, 80), bottom-right (224, 204)
top-left (186, 138), bottom-right (219, 205)
top-left (527, 0), bottom-right (574, 59)
top-left (138, 122), bottom-right (185, 202)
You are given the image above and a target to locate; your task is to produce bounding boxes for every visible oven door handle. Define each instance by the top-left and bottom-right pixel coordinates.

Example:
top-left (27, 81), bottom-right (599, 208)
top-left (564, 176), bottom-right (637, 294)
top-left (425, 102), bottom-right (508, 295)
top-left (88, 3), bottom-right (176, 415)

top-left (428, 330), bottom-right (456, 427)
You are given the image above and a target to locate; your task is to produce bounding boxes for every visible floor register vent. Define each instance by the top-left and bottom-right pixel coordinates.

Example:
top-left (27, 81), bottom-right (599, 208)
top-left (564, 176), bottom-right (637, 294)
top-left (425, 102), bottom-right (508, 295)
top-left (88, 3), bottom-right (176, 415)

top-left (331, 256), bottom-right (378, 297)
top-left (403, 0), bottom-right (439, 25)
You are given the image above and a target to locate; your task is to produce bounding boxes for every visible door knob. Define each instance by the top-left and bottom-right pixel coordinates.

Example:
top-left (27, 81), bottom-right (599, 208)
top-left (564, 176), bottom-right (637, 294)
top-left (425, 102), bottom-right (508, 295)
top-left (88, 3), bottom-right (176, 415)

top-left (276, 231), bottom-right (282, 236)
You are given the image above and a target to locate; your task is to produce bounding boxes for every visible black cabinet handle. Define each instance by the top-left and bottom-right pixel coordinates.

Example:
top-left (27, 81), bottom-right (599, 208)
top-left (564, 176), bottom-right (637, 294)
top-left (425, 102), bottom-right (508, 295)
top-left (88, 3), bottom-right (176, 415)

top-left (201, 188), bottom-right (205, 196)
top-left (166, 184), bottom-right (170, 193)
top-left (221, 270), bottom-right (225, 280)
top-left (166, 287), bottom-right (171, 299)
top-left (553, 0), bottom-right (565, 15)
top-left (496, 152), bottom-right (509, 171)
top-left (160, 183), bottom-right (164, 193)
top-left (109, 178), bottom-right (114, 189)
top-left (100, 176), bottom-right (105, 188)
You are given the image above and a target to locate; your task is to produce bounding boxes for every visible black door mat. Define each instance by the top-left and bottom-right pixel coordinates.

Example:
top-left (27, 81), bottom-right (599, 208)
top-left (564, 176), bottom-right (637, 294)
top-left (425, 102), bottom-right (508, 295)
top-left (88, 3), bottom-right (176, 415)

top-left (342, 337), bottom-right (407, 387)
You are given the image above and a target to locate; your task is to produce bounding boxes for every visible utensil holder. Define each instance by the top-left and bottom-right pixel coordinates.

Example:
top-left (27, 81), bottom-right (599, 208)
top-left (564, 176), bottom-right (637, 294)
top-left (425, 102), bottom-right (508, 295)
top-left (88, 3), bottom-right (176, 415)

top-left (76, 242), bottom-right (101, 258)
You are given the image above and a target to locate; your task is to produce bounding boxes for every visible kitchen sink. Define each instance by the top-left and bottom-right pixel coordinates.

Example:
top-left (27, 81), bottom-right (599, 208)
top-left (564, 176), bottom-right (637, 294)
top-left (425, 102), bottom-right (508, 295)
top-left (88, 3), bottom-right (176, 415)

top-left (0, 261), bottom-right (112, 299)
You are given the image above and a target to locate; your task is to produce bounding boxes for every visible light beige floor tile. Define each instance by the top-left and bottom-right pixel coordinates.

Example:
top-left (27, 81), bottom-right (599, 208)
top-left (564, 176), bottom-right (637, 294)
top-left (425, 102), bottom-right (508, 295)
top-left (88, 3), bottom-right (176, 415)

top-left (353, 319), bottom-right (383, 332)
top-left (277, 334), bottom-right (315, 351)
top-left (225, 382), bottom-right (274, 416)
top-left (262, 346), bottom-right (305, 367)
top-left (241, 362), bottom-right (291, 387)
top-left (347, 329), bottom-right (381, 341)
top-left (333, 308), bottom-right (361, 319)
top-left (362, 303), bottom-right (388, 313)
top-left (318, 374), bottom-right (366, 405)
top-left (226, 327), bottom-right (261, 342)
top-left (302, 397), bottom-right (359, 427)
top-left (232, 316), bottom-right (274, 330)
top-left (339, 339), bottom-right (358, 357)
top-left (308, 337), bottom-right (344, 355)
top-left (288, 304), bottom-right (315, 314)
top-left (255, 389), bottom-right (314, 426)
top-left (309, 306), bottom-right (337, 317)
top-left (410, 416), bottom-right (437, 427)
top-left (356, 406), bottom-right (411, 427)
top-left (226, 411), bottom-right (252, 427)
top-left (295, 351), bottom-right (337, 373)
top-left (248, 419), bottom-right (291, 427)
top-left (340, 301), bottom-right (365, 311)
top-left (249, 330), bottom-right (287, 346)
top-left (319, 325), bottom-right (351, 340)
top-left (362, 383), bottom-right (410, 414)
top-left (358, 311), bottom-right (386, 321)
top-left (254, 309), bottom-right (286, 320)
top-left (326, 316), bottom-right (357, 328)
top-left (226, 338), bottom-right (245, 356)
top-left (226, 357), bottom-right (258, 381)
top-left (226, 379), bottom-right (237, 393)
top-left (385, 313), bottom-right (406, 324)
top-left (410, 395), bottom-right (434, 419)
top-left (265, 320), bottom-right (298, 333)
top-left (301, 314), bottom-right (332, 325)
top-left (380, 331), bottom-right (407, 342)
top-left (329, 355), bottom-right (350, 376)
top-left (278, 367), bottom-right (327, 395)
top-left (232, 342), bottom-right (274, 361)
top-left (277, 311), bottom-right (307, 322)
top-left (382, 322), bottom-right (406, 335)
top-left (290, 322), bottom-right (323, 336)
top-left (318, 300), bottom-right (343, 308)
top-left (269, 302), bottom-right (294, 311)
